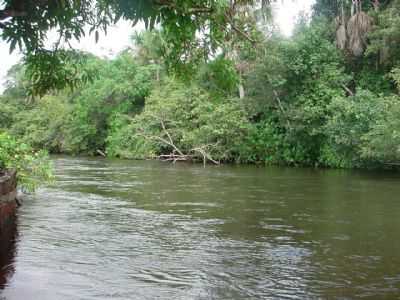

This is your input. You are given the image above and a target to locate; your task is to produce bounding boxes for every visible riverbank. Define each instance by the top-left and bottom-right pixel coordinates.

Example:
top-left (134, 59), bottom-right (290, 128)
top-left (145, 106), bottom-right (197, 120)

top-left (0, 169), bottom-right (17, 289)
top-left (54, 152), bottom-right (400, 173)
top-left (0, 170), bottom-right (17, 231)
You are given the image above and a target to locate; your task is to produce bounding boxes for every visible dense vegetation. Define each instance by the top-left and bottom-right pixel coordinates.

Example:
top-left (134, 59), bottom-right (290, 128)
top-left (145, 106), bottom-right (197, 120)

top-left (2, 0), bottom-right (400, 170)
top-left (1, 0), bottom-right (271, 95)
top-left (0, 133), bottom-right (52, 191)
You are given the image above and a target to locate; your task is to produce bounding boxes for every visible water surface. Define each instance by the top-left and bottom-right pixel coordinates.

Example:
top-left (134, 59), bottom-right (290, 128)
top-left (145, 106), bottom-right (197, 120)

top-left (1, 157), bottom-right (400, 299)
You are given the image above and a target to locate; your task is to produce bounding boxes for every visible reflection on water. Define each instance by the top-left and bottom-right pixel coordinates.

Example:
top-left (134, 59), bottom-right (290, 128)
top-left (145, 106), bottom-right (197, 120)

top-left (0, 211), bottom-right (17, 290)
top-left (1, 156), bottom-right (400, 299)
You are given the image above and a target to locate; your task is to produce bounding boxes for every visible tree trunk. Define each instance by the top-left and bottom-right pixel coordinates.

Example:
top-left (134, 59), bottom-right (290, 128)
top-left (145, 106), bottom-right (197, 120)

top-left (238, 83), bottom-right (245, 99)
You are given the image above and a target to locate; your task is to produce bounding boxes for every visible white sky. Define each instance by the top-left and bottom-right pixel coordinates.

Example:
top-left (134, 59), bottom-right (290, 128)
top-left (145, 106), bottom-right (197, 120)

top-left (273, 0), bottom-right (315, 36)
top-left (0, 0), bottom-right (314, 92)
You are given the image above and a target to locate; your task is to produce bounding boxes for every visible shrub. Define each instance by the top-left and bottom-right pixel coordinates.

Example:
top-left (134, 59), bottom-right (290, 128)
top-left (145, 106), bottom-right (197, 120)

top-left (0, 133), bottom-right (53, 192)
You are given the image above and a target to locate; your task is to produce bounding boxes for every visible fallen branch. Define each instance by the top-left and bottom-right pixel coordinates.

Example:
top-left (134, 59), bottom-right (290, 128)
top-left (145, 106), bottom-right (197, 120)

top-left (137, 117), bottom-right (220, 166)
top-left (191, 146), bottom-right (220, 166)
top-left (341, 84), bottom-right (354, 96)
top-left (159, 119), bottom-right (184, 156)
top-left (96, 149), bottom-right (106, 157)
top-left (157, 153), bottom-right (193, 163)
top-left (157, 150), bottom-right (220, 166)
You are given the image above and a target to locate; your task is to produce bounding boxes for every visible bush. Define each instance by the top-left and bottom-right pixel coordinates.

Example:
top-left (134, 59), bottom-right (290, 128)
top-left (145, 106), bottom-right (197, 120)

top-left (9, 94), bottom-right (71, 153)
top-left (321, 90), bottom-right (381, 168)
top-left (64, 54), bottom-right (156, 154)
top-left (0, 133), bottom-right (53, 192)
top-left (361, 95), bottom-right (400, 163)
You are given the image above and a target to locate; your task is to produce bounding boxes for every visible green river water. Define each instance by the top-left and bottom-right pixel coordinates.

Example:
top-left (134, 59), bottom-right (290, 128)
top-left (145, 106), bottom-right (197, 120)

top-left (0, 156), bottom-right (400, 299)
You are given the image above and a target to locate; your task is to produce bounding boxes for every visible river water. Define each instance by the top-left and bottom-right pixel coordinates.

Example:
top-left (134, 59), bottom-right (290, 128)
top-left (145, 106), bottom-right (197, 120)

top-left (1, 156), bottom-right (400, 299)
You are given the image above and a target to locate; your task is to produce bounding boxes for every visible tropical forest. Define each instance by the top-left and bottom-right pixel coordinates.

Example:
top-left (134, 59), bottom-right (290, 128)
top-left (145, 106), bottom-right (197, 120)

top-left (1, 0), bottom-right (400, 173)
top-left (1, 1), bottom-right (400, 299)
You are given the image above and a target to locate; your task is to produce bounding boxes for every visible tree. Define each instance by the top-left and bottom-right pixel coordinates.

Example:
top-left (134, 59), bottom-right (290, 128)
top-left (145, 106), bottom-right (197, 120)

top-left (107, 78), bottom-right (250, 163)
top-left (1, 0), bottom-right (273, 95)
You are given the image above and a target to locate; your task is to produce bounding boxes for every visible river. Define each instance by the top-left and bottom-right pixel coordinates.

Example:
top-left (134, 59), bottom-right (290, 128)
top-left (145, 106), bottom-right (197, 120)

top-left (1, 156), bottom-right (400, 299)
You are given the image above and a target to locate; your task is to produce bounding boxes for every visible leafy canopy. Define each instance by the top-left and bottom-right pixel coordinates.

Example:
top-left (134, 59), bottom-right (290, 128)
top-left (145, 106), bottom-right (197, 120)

top-left (1, 0), bottom-right (272, 95)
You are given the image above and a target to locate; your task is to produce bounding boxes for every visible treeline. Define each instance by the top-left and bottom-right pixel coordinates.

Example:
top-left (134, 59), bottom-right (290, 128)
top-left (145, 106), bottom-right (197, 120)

top-left (1, 0), bottom-right (400, 169)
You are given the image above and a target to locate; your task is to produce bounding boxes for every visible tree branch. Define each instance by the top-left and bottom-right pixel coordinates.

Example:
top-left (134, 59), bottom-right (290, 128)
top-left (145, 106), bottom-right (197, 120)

top-left (139, 132), bottom-right (184, 156)
top-left (191, 146), bottom-right (220, 166)
top-left (231, 23), bottom-right (256, 44)
top-left (153, 0), bottom-right (213, 14)
top-left (341, 83), bottom-right (354, 96)
top-left (159, 119), bottom-right (182, 154)
top-left (224, 4), bottom-right (256, 44)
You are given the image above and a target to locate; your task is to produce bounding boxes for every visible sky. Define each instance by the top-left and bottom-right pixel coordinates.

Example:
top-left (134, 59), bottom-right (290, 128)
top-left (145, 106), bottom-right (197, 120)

top-left (0, 0), bottom-right (314, 92)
